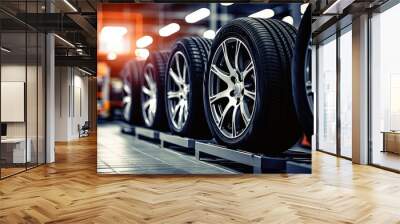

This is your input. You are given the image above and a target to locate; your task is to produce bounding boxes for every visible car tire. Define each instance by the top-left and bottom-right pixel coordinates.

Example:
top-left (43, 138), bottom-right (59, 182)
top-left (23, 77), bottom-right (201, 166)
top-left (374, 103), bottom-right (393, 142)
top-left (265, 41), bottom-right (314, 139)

top-left (140, 51), bottom-right (170, 130)
top-left (203, 18), bottom-right (302, 154)
top-left (291, 5), bottom-right (313, 140)
top-left (121, 60), bottom-right (144, 124)
top-left (165, 36), bottom-right (212, 138)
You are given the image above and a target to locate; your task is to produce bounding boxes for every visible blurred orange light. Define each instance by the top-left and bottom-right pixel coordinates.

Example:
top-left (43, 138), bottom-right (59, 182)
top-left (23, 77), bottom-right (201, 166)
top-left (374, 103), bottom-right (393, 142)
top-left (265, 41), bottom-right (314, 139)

top-left (99, 26), bottom-right (130, 54)
top-left (136, 36), bottom-right (153, 48)
top-left (159, 23), bottom-right (180, 37)
top-left (107, 52), bottom-right (117, 60)
top-left (203, 30), bottom-right (216, 39)
top-left (135, 49), bottom-right (149, 60)
top-left (185, 8), bottom-right (210, 24)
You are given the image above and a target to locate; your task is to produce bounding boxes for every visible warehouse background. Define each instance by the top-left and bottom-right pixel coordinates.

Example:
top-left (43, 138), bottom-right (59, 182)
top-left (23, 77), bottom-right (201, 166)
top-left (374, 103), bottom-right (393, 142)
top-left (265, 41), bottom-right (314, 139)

top-left (97, 3), bottom-right (311, 174)
top-left (97, 3), bottom-right (306, 120)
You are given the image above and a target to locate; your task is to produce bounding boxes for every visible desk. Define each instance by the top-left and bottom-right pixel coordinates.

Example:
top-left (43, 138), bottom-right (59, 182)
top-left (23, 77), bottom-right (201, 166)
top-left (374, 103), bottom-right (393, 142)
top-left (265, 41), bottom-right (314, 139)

top-left (382, 131), bottom-right (400, 154)
top-left (1, 138), bottom-right (31, 163)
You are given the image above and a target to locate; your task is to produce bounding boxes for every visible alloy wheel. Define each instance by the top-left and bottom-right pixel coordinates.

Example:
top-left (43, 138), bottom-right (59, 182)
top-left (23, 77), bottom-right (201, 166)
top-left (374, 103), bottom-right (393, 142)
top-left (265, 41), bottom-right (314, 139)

top-left (305, 43), bottom-right (313, 113)
top-left (208, 37), bottom-right (256, 139)
top-left (166, 51), bottom-right (190, 130)
top-left (141, 64), bottom-right (157, 127)
top-left (122, 82), bottom-right (132, 122)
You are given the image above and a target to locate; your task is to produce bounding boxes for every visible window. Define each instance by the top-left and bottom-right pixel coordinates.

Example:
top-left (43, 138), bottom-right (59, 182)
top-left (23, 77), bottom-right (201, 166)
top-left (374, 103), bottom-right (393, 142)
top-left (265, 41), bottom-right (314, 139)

top-left (0, 1), bottom-right (46, 179)
top-left (339, 27), bottom-right (352, 158)
top-left (317, 36), bottom-right (337, 154)
top-left (370, 2), bottom-right (400, 171)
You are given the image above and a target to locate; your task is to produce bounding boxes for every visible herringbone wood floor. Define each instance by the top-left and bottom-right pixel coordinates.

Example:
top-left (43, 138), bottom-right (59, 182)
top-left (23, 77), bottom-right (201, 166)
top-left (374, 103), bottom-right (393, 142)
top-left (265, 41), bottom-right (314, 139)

top-left (1, 134), bottom-right (400, 223)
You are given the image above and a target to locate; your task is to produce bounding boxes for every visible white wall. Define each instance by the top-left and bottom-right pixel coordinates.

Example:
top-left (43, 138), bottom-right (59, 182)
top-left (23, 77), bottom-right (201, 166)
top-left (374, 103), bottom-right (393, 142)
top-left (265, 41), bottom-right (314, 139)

top-left (1, 64), bottom-right (46, 164)
top-left (55, 67), bottom-right (89, 141)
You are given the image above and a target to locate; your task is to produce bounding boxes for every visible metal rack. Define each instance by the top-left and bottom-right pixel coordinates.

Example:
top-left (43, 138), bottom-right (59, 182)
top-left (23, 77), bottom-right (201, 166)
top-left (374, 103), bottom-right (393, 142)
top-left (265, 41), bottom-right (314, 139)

top-left (121, 124), bottom-right (311, 174)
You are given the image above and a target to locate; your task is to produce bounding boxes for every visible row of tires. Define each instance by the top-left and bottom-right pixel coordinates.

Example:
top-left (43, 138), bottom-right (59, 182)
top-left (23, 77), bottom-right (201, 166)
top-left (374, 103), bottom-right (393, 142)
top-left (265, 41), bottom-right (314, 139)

top-left (121, 10), bottom-right (313, 154)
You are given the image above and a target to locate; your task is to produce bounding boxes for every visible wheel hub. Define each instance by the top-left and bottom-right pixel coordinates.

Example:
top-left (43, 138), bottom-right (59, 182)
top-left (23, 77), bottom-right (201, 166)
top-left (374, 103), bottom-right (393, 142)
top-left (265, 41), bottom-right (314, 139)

top-left (233, 82), bottom-right (244, 98)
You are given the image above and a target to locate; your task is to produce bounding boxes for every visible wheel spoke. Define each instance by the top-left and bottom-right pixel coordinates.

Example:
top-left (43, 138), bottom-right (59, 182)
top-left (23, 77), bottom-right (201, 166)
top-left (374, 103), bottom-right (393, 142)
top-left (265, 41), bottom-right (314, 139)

top-left (123, 96), bottom-right (131, 105)
top-left (167, 91), bottom-right (180, 99)
top-left (231, 105), bottom-right (239, 137)
top-left (183, 101), bottom-right (188, 120)
top-left (211, 64), bottom-right (231, 85)
top-left (222, 42), bottom-right (235, 74)
top-left (175, 54), bottom-right (182, 79)
top-left (182, 63), bottom-right (187, 83)
top-left (123, 84), bottom-right (131, 95)
top-left (244, 89), bottom-right (256, 101)
top-left (148, 106), bottom-right (154, 123)
top-left (171, 102), bottom-right (181, 120)
top-left (143, 99), bottom-right (152, 109)
top-left (169, 69), bottom-right (182, 86)
top-left (147, 67), bottom-right (154, 81)
top-left (209, 89), bottom-right (231, 104)
top-left (177, 101), bottom-right (184, 128)
top-left (150, 99), bottom-right (156, 113)
top-left (145, 74), bottom-right (153, 87)
top-left (306, 81), bottom-right (313, 96)
top-left (217, 101), bottom-right (234, 128)
top-left (242, 62), bottom-right (254, 80)
top-left (142, 86), bottom-right (152, 96)
top-left (234, 40), bottom-right (241, 71)
top-left (240, 102), bottom-right (251, 126)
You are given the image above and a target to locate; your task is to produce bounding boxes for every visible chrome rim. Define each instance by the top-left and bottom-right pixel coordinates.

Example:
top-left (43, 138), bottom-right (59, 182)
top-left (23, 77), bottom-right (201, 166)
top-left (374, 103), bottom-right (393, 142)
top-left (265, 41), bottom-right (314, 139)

top-left (208, 37), bottom-right (256, 139)
top-left (141, 64), bottom-right (157, 127)
top-left (166, 51), bottom-right (189, 130)
top-left (122, 80), bottom-right (131, 121)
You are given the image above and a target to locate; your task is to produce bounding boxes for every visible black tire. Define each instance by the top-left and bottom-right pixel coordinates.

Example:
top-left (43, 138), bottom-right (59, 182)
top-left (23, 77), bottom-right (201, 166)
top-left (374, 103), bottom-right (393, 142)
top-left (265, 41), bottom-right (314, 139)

top-left (291, 5), bottom-right (313, 140)
top-left (140, 51), bottom-right (170, 130)
top-left (165, 36), bottom-right (212, 138)
top-left (203, 18), bottom-right (302, 154)
top-left (121, 60), bottom-right (144, 124)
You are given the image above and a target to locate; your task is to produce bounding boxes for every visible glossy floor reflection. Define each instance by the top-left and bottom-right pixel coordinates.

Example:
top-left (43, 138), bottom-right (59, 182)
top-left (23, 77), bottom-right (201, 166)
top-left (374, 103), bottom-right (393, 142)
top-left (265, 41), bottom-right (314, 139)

top-left (372, 150), bottom-right (400, 171)
top-left (97, 122), bottom-right (234, 174)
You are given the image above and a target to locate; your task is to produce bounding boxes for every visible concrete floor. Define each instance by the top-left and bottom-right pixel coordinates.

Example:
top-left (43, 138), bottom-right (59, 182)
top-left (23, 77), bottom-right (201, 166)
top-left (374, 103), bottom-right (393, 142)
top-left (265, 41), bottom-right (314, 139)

top-left (97, 122), bottom-right (235, 174)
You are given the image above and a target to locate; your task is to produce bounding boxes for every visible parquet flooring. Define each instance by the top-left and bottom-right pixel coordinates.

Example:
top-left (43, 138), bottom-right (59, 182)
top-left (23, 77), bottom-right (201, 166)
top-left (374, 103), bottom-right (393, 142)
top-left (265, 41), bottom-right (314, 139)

top-left (1, 134), bottom-right (400, 223)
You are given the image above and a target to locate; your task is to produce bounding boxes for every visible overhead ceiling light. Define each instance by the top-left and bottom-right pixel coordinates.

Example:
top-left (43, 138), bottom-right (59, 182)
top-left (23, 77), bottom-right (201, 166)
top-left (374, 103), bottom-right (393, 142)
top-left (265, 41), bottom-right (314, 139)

top-left (322, 0), bottom-right (353, 14)
top-left (135, 49), bottom-right (149, 60)
top-left (54, 34), bottom-right (75, 48)
top-left (301, 3), bottom-right (309, 14)
top-left (99, 26), bottom-right (129, 54)
top-left (159, 23), bottom-right (180, 37)
top-left (107, 52), bottom-right (117, 61)
top-left (185, 8), bottom-right (210, 23)
top-left (78, 67), bottom-right (92, 76)
top-left (249, 9), bottom-right (275, 19)
top-left (220, 3), bottom-right (234, 6)
top-left (76, 48), bottom-right (84, 55)
top-left (1, 47), bottom-right (11, 53)
top-left (100, 26), bottom-right (128, 41)
top-left (203, 30), bottom-right (216, 39)
top-left (282, 16), bottom-right (294, 25)
top-left (136, 36), bottom-right (153, 48)
top-left (63, 0), bottom-right (78, 12)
